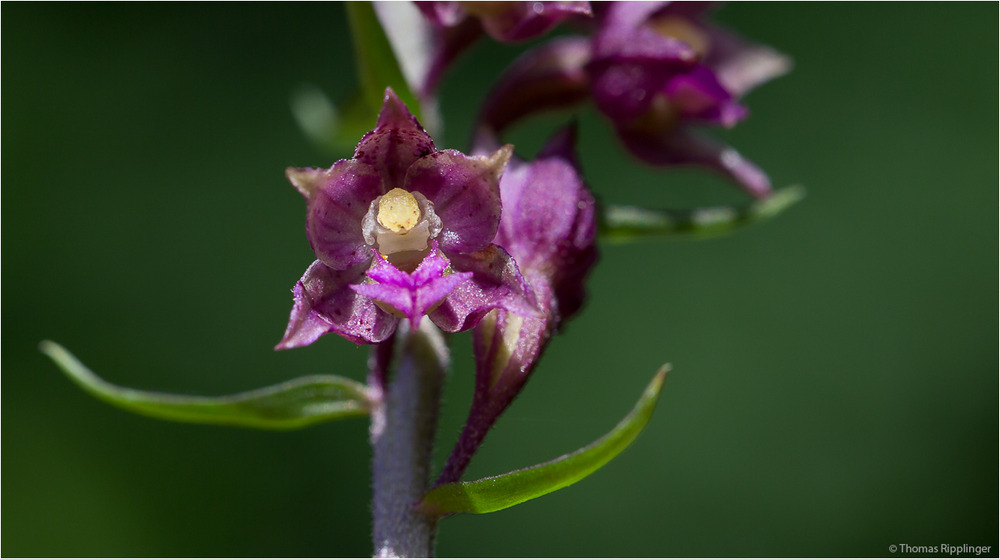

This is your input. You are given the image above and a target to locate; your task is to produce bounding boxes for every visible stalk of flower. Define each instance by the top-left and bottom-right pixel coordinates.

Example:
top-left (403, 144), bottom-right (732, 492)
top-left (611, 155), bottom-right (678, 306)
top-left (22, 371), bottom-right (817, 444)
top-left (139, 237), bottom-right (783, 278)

top-left (478, 0), bottom-right (790, 198)
top-left (276, 88), bottom-right (536, 349)
top-left (437, 126), bottom-right (598, 484)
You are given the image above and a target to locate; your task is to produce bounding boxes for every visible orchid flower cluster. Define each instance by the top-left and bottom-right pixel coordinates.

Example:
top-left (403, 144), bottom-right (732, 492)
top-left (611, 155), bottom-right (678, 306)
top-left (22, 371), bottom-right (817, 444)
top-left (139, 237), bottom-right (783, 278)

top-left (42, 2), bottom-right (797, 557)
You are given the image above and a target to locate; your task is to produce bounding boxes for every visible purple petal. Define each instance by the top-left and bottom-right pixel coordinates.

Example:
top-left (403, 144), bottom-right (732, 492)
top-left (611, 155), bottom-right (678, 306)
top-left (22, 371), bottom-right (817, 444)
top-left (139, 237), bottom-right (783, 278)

top-left (496, 143), bottom-right (593, 268)
top-left (352, 248), bottom-right (471, 326)
top-left (703, 24), bottom-right (792, 98)
top-left (353, 89), bottom-right (436, 190)
top-left (303, 159), bottom-right (383, 270)
top-left (478, 36), bottom-right (592, 134)
top-left (475, 1), bottom-right (592, 42)
top-left (429, 244), bottom-right (537, 333)
top-left (587, 2), bottom-right (697, 121)
top-left (410, 245), bottom-right (451, 283)
top-left (276, 260), bottom-right (397, 349)
top-left (495, 127), bottom-right (598, 320)
top-left (595, 1), bottom-right (670, 45)
top-left (617, 125), bottom-right (772, 198)
top-left (403, 146), bottom-right (511, 254)
top-left (415, 1), bottom-right (466, 27)
top-left (352, 254), bottom-right (420, 320)
top-left (587, 38), bottom-right (698, 120)
top-left (415, 274), bottom-right (473, 325)
top-left (664, 65), bottom-right (748, 127)
top-left (362, 250), bottom-right (414, 287)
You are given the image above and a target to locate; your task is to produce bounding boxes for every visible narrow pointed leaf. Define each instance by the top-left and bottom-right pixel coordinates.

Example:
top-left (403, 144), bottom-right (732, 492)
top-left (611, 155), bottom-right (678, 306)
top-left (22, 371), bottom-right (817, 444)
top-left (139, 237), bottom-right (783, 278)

top-left (40, 340), bottom-right (371, 430)
top-left (600, 185), bottom-right (805, 243)
top-left (345, 1), bottom-right (422, 121)
top-left (418, 366), bottom-right (669, 516)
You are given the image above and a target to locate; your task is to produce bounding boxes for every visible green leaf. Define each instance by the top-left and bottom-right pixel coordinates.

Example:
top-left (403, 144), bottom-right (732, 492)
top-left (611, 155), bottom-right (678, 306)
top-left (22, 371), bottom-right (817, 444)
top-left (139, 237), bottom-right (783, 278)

top-left (600, 185), bottom-right (805, 243)
top-left (40, 340), bottom-right (371, 430)
top-left (418, 366), bottom-right (670, 516)
top-left (345, 1), bottom-right (422, 120)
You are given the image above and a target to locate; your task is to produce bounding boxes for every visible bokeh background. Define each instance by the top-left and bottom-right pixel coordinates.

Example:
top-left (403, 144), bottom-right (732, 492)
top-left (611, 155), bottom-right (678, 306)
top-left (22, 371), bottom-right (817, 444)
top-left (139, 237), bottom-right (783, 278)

top-left (3, 3), bottom-right (996, 557)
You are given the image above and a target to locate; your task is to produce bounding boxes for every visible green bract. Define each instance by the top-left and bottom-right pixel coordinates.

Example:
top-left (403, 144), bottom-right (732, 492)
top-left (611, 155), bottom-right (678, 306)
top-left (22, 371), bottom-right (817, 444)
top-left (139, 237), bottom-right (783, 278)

top-left (40, 341), bottom-right (370, 430)
top-left (419, 366), bottom-right (669, 516)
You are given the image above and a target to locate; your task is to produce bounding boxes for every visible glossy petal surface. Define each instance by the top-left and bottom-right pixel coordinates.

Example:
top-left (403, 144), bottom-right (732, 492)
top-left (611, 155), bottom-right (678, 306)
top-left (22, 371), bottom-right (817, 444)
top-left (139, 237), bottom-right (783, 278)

top-left (352, 248), bottom-right (472, 326)
top-left (302, 159), bottom-right (384, 270)
top-left (404, 146), bottom-right (511, 254)
top-left (277, 260), bottom-right (397, 348)
top-left (664, 65), bottom-right (747, 127)
top-left (588, 2), bottom-right (697, 120)
top-left (354, 89), bottom-right (436, 190)
top-left (495, 130), bottom-right (597, 319)
top-left (429, 244), bottom-right (536, 333)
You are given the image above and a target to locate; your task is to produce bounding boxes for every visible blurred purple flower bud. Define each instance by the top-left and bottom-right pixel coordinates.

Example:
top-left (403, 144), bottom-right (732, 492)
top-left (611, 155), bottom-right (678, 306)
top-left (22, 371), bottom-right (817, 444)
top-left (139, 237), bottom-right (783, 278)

top-left (479, 1), bottom-right (790, 198)
top-left (277, 89), bottom-right (535, 349)
top-left (418, 1), bottom-right (592, 42)
top-left (437, 126), bottom-right (598, 484)
top-left (376, 1), bottom-right (591, 100)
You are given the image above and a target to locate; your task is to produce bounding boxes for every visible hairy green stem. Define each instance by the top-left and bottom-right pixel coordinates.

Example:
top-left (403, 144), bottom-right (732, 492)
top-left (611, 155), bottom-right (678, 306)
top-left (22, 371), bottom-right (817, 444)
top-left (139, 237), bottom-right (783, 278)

top-left (370, 321), bottom-right (448, 557)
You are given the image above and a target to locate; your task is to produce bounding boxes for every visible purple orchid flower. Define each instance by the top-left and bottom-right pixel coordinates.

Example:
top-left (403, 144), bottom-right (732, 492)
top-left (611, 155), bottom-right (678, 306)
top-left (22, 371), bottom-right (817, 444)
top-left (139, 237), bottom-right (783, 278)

top-left (437, 126), bottom-right (598, 484)
top-left (478, 1), bottom-right (790, 198)
top-left (276, 89), bottom-right (535, 349)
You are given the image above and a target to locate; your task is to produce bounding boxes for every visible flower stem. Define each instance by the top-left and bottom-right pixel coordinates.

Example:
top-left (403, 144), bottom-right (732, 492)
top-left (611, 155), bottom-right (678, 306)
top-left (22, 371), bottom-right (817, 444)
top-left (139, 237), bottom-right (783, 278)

top-left (370, 321), bottom-right (448, 558)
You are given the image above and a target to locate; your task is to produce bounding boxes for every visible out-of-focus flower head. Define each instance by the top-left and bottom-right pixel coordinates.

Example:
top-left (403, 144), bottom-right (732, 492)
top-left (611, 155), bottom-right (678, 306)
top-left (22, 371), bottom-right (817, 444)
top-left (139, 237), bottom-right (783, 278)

top-left (479, 1), bottom-right (790, 198)
top-left (277, 89), bottom-right (535, 349)
top-left (437, 126), bottom-right (598, 484)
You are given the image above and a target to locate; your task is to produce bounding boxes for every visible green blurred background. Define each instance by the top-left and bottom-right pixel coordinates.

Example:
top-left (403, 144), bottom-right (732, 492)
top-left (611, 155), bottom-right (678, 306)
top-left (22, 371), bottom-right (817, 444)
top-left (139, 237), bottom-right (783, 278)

top-left (3, 3), bottom-right (996, 557)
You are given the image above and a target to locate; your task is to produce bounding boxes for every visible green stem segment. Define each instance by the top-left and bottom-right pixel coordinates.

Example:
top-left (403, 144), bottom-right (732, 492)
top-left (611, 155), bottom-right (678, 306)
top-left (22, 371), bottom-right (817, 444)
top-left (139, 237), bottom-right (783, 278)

top-left (599, 185), bottom-right (805, 242)
top-left (370, 322), bottom-right (449, 557)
